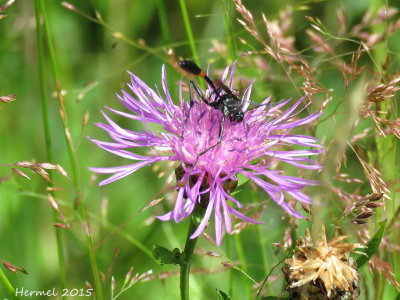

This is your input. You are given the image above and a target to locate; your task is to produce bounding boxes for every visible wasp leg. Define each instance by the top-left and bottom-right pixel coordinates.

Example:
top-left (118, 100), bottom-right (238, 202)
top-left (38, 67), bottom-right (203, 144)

top-left (190, 114), bottom-right (226, 171)
top-left (190, 80), bottom-right (212, 105)
top-left (208, 87), bottom-right (223, 100)
top-left (182, 80), bottom-right (215, 139)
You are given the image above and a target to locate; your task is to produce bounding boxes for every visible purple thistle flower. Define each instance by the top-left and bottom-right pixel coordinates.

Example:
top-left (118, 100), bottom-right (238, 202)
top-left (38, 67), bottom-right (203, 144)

top-left (88, 63), bottom-right (322, 246)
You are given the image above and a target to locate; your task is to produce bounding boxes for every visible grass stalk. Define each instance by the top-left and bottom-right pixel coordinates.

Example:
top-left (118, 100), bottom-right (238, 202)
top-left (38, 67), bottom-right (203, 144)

top-left (0, 267), bottom-right (18, 299)
top-left (369, 0), bottom-right (397, 295)
top-left (178, 0), bottom-right (199, 65)
top-left (37, 0), bottom-right (103, 298)
top-left (226, 235), bottom-right (233, 298)
top-left (393, 101), bottom-right (400, 287)
top-left (156, 0), bottom-right (171, 43)
top-left (221, 0), bottom-right (235, 64)
top-left (256, 224), bottom-right (270, 292)
top-left (234, 234), bottom-right (252, 300)
top-left (34, 0), bottom-right (66, 296)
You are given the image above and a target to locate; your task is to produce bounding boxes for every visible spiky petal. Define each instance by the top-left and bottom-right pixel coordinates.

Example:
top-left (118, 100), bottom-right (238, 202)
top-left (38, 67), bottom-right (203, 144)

top-left (89, 63), bottom-right (322, 245)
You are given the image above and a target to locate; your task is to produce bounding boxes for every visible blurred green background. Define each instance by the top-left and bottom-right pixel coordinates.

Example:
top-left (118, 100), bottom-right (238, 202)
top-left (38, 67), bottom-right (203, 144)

top-left (1, 0), bottom-right (399, 299)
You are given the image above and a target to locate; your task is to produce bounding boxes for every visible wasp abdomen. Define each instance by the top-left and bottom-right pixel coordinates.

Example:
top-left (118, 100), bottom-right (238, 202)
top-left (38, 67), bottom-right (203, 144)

top-left (178, 60), bottom-right (203, 77)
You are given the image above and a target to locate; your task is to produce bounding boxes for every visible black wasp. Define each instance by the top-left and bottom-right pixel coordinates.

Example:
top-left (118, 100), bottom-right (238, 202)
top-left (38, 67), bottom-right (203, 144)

top-left (178, 60), bottom-right (251, 169)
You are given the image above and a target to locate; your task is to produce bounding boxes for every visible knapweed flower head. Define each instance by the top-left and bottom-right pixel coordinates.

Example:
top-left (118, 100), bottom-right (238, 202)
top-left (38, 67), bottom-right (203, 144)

top-left (89, 62), bottom-right (322, 246)
top-left (282, 227), bottom-right (363, 299)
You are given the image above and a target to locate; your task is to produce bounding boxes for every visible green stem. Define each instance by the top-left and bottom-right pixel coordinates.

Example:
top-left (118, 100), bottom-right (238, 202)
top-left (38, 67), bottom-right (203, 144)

top-left (156, 0), bottom-right (171, 43)
top-left (369, 1), bottom-right (396, 295)
top-left (0, 267), bottom-right (18, 299)
top-left (180, 217), bottom-right (199, 300)
top-left (226, 235), bottom-right (233, 297)
top-left (34, 0), bottom-right (67, 296)
top-left (221, 0), bottom-right (235, 64)
top-left (250, 188), bottom-right (270, 293)
top-left (393, 94), bottom-right (400, 291)
top-left (256, 224), bottom-right (270, 292)
top-left (178, 0), bottom-right (199, 65)
top-left (234, 235), bottom-right (252, 300)
top-left (38, 1), bottom-right (78, 182)
top-left (38, 1), bottom-right (102, 298)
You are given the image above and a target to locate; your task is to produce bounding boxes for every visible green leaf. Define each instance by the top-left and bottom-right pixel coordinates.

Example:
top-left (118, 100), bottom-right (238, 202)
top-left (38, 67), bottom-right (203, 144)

top-left (217, 289), bottom-right (231, 300)
top-left (230, 173), bottom-right (250, 196)
top-left (260, 297), bottom-right (288, 300)
top-left (355, 220), bottom-right (386, 268)
top-left (153, 245), bottom-right (182, 265)
top-left (236, 172), bottom-right (250, 187)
